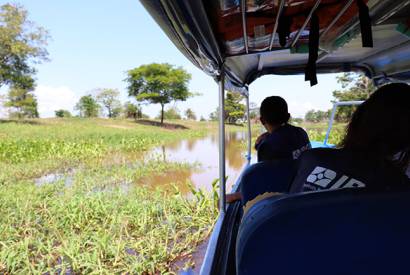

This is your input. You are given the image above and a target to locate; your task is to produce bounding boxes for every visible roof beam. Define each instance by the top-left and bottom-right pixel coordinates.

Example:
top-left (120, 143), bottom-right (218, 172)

top-left (290, 0), bottom-right (321, 48)
top-left (269, 0), bottom-right (285, 51)
top-left (375, 0), bottom-right (410, 25)
top-left (319, 0), bottom-right (355, 40)
top-left (240, 0), bottom-right (249, 54)
top-left (257, 53), bottom-right (265, 71)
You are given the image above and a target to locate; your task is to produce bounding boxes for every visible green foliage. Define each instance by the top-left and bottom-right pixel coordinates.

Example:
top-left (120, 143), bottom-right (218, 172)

top-left (0, 179), bottom-right (216, 273)
top-left (126, 63), bottom-right (193, 124)
top-left (209, 111), bottom-right (217, 121)
top-left (5, 86), bottom-right (39, 118)
top-left (303, 122), bottom-right (347, 146)
top-left (123, 101), bottom-right (140, 119)
top-left (332, 73), bottom-right (375, 122)
top-left (200, 116), bottom-right (206, 122)
top-left (210, 91), bottom-right (246, 124)
top-left (0, 119), bottom-right (215, 273)
top-left (225, 91), bottom-right (245, 124)
top-left (0, 3), bottom-right (49, 90)
top-left (249, 102), bottom-right (259, 120)
top-left (75, 95), bottom-right (100, 118)
top-left (157, 106), bottom-right (181, 120)
top-left (55, 109), bottom-right (72, 118)
top-left (290, 117), bottom-right (303, 124)
top-left (304, 109), bottom-right (330, 123)
top-left (96, 88), bottom-right (122, 118)
top-left (184, 108), bottom-right (197, 120)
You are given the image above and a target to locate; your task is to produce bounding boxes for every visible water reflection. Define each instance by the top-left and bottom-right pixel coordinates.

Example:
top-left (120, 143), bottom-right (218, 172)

top-left (148, 131), bottom-right (253, 193)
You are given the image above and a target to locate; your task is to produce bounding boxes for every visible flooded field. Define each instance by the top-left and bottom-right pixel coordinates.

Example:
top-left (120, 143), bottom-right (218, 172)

top-left (0, 119), bottom-right (252, 273)
top-left (33, 130), bottom-right (254, 194)
top-left (147, 131), bottom-right (253, 193)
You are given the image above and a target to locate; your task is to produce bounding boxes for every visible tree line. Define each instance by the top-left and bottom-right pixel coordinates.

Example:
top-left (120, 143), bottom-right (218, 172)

top-left (0, 3), bottom-right (374, 125)
top-left (304, 73), bottom-right (375, 123)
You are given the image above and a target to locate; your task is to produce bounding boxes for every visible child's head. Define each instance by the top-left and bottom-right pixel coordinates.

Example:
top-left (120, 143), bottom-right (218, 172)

top-left (260, 96), bottom-right (290, 129)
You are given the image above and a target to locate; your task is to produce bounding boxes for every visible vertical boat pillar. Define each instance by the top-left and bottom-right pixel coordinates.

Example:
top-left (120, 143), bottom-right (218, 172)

top-left (245, 89), bottom-right (252, 161)
top-left (218, 69), bottom-right (226, 213)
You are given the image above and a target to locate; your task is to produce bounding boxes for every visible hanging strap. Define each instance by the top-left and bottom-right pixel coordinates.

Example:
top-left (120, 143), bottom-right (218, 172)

top-left (305, 12), bottom-right (319, 86)
top-left (356, 0), bottom-right (373, 47)
top-left (277, 8), bottom-right (292, 47)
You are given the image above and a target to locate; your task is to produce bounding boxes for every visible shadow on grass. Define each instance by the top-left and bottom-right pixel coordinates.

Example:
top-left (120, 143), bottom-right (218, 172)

top-left (135, 119), bottom-right (189, 130)
top-left (0, 119), bottom-right (42, 125)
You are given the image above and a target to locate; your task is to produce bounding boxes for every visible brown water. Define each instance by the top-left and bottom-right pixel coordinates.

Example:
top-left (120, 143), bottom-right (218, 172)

top-left (34, 131), bottom-right (255, 194)
top-left (147, 131), bottom-right (254, 193)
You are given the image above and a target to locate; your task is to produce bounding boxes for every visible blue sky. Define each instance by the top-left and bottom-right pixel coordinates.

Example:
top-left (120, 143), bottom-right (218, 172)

top-left (2, 0), bottom-right (344, 118)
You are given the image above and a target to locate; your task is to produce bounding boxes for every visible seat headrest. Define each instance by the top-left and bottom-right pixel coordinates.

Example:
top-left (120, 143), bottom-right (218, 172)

top-left (237, 188), bottom-right (410, 275)
top-left (240, 160), bottom-right (295, 206)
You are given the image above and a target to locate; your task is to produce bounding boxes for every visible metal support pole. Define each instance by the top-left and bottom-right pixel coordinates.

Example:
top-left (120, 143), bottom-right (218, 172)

top-left (246, 93), bottom-right (252, 161)
top-left (218, 70), bottom-right (226, 213)
top-left (324, 104), bottom-right (337, 146)
top-left (240, 0), bottom-right (249, 53)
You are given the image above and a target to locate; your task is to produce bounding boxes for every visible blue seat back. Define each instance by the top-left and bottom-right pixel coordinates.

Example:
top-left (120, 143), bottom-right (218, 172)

top-left (237, 188), bottom-right (410, 275)
top-left (240, 160), bottom-right (295, 206)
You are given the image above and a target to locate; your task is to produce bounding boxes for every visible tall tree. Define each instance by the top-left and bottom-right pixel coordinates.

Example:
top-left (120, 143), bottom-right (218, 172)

top-left (96, 88), bottom-right (122, 118)
top-left (332, 73), bottom-right (375, 122)
top-left (225, 91), bottom-right (245, 124)
top-left (0, 3), bottom-right (49, 89)
top-left (209, 91), bottom-right (246, 124)
top-left (185, 108), bottom-right (197, 120)
top-left (126, 63), bottom-right (193, 124)
top-left (5, 86), bottom-right (39, 118)
top-left (75, 95), bottom-right (100, 118)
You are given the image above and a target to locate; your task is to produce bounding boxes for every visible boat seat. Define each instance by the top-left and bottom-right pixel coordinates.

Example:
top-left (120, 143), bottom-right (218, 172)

top-left (236, 188), bottom-right (410, 275)
top-left (240, 160), bottom-right (295, 206)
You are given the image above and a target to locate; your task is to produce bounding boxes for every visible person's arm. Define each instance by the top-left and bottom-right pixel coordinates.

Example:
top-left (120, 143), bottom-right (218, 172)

top-left (255, 132), bottom-right (269, 150)
top-left (226, 192), bottom-right (243, 203)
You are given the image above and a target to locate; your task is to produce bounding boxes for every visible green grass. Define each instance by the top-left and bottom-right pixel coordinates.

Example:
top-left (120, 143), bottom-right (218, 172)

top-left (0, 118), bottom-right (207, 184)
top-left (0, 118), bottom-right (218, 274)
top-left (0, 118), bottom-right (345, 273)
top-left (302, 122), bottom-right (347, 146)
top-left (0, 182), bottom-right (216, 274)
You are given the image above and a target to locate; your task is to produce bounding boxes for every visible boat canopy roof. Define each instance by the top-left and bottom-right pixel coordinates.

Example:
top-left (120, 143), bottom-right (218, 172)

top-left (141, 0), bottom-right (410, 93)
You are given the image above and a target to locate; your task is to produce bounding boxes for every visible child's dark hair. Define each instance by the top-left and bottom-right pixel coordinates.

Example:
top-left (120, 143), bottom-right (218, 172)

top-left (260, 96), bottom-right (290, 125)
top-left (341, 83), bottom-right (410, 172)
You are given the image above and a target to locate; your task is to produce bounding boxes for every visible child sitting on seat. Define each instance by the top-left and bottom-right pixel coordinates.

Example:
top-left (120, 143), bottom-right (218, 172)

top-left (226, 96), bottom-right (311, 203)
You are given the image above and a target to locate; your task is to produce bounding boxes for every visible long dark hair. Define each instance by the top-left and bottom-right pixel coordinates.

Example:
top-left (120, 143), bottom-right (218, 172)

top-left (341, 83), bottom-right (410, 172)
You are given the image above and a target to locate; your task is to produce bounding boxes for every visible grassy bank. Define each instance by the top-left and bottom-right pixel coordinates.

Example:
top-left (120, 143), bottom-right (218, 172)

top-left (0, 118), bottom-right (219, 273)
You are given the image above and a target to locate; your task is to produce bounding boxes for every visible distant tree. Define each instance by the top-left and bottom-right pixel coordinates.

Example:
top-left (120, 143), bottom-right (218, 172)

top-left (249, 102), bottom-right (259, 120)
top-left (55, 109), bottom-right (72, 118)
top-left (158, 106), bottom-right (181, 120)
top-left (209, 110), bottom-right (218, 121)
top-left (0, 94), bottom-right (6, 116)
top-left (5, 86), bottom-right (39, 118)
top-left (123, 101), bottom-right (141, 119)
top-left (126, 63), bottom-right (193, 124)
top-left (185, 108), bottom-right (197, 120)
top-left (332, 73), bottom-right (375, 122)
top-left (208, 91), bottom-right (246, 124)
top-left (225, 91), bottom-right (245, 124)
top-left (0, 3), bottom-right (49, 90)
top-left (200, 116), bottom-right (206, 121)
top-left (75, 95), bottom-right (99, 118)
top-left (290, 117), bottom-right (304, 124)
top-left (305, 109), bottom-right (330, 123)
top-left (96, 88), bottom-right (122, 118)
